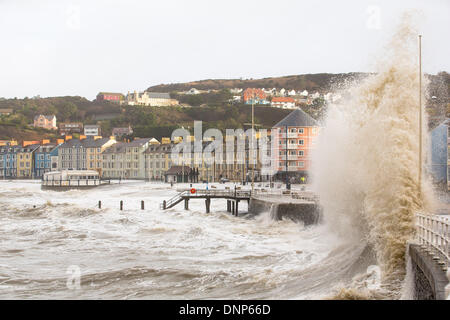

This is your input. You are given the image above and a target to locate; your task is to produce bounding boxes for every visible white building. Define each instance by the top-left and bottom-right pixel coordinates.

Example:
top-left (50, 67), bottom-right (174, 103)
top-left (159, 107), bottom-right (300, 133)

top-left (311, 92), bottom-right (321, 99)
top-left (271, 97), bottom-right (297, 109)
top-left (186, 88), bottom-right (200, 95)
top-left (126, 91), bottom-right (179, 107)
top-left (84, 124), bottom-right (101, 136)
top-left (102, 138), bottom-right (152, 179)
top-left (230, 88), bottom-right (243, 94)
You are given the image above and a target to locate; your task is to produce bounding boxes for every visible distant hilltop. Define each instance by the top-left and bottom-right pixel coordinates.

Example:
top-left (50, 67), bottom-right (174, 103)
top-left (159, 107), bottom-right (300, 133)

top-left (146, 73), bottom-right (370, 93)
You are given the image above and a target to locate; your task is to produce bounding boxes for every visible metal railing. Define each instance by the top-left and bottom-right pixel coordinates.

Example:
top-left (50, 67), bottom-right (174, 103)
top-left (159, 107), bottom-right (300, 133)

top-left (187, 189), bottom-right (252, 198)
top-left (416, 213), bottom-right (450, 270)
top-left (252, 189), bottom-right (319, 202)
top-left (41, 178), bottom-right (101, 187)
top-left (160, 189), bottom-right (253, 210)
top-left (162, 190), bottom-right (188, 208)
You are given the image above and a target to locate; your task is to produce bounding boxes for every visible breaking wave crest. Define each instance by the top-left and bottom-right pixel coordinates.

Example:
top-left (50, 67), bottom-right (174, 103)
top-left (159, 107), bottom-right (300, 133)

top-left (311, 14), bottom-right (434, 299)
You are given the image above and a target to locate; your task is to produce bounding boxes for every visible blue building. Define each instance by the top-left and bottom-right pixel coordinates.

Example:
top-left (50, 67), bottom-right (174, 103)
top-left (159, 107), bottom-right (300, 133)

top-left (428, 119), bottom-right (449, 186)
top-left (49, 145), bottom-right (60, 171)
top-left (34, 143), bottom-right (59, 178)
top-left (0, 145), bottom-right (19, 178)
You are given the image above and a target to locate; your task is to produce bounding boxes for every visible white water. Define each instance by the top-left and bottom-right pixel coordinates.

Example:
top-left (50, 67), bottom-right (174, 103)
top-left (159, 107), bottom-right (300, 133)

top-left (310, 15), bottom-right (436, 299)
top-left (0, 180), bottom-right (367, 299)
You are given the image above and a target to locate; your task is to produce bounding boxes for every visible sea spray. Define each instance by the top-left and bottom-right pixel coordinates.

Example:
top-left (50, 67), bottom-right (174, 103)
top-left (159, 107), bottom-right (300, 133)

top-left (311, 15), bottom-right (433, 298)
top-left (256, 203), bottom-right (279, 225)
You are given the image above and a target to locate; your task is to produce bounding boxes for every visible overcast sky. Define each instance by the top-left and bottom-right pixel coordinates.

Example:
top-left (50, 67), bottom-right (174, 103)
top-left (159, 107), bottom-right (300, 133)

top-left (0, 0), bottom-right (448, 100)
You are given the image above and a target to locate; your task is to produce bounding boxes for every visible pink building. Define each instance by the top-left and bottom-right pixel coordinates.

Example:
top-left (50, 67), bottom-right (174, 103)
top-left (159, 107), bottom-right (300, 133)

top-left (96, 92), bottom-right (124, 103)
top-left (272, 108), bottom-right (319, 181)
top-left (33, 115), bottom-right (57, 130)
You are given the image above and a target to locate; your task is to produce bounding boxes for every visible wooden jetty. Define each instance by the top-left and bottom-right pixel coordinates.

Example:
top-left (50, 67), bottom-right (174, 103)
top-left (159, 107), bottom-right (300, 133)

top-left (160, 189), bottom-right (251, 216)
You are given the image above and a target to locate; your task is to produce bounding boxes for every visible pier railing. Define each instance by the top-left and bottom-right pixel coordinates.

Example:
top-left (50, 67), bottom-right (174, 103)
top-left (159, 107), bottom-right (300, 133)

top-left (160, 189), bottom-right (253, 210)
top-left (41, 178), bottom-right (103, 187)
top-left (416, 213), bottom-right (450, 270)
top-left (252, 189), bottom-right (319, 202)
top-left (186, 189), bottom-right (252, 198)
top-left (174, 187), bottom-right (318, 202)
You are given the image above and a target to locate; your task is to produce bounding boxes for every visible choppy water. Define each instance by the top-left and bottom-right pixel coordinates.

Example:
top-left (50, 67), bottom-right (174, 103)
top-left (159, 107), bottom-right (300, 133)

top-left (0, 180), bottom-right (372, 299)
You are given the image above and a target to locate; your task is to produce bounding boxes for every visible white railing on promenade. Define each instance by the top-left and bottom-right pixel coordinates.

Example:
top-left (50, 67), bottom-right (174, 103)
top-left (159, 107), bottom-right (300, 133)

top-left (416, 213), bottom-right (450, 271)
top-left (252, 189), bottom-right (319, 202)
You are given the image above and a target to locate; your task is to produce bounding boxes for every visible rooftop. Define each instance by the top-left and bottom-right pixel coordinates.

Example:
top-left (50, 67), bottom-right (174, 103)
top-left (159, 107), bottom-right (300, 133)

top-left (59, 137), bottom-right (114, 148)
top-left (146, 92), bottom-right (171, 99)
top-left (273, 108), bottom-right (318, 128)
top-left (272, 97), bottom-right (295, 103)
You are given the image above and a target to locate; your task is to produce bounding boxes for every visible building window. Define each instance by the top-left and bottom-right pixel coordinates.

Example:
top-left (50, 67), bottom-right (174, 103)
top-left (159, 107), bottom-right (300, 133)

top-left (299, 128), bottom-right (304, 134)
top-left (299, 150), bottom-right (304, 156)
top-left (298, 140), bottom-right (304, 145)
top-left (298, 161), bottom-right (304, 168)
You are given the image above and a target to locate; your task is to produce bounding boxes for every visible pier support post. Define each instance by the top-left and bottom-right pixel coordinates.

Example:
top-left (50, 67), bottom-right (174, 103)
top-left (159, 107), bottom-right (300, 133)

top-left (120, 200), bottom-right (123, 211)
top-left (205, 198), bottom-right (211, 213)
top-left (184, 198), bottom-right (189, 210)
top-left (227, 200), bottom-right (231, 212)
top-left (232, 201), bottom-right (235, 215)
top-left (163, 200), bottom-right (166, 210)
top-left (98, 201), bottom-right (101, 209)
top-left (235, 200), bottom-right (239, 217)
top-left (141, 200), bottom-right (144, 210)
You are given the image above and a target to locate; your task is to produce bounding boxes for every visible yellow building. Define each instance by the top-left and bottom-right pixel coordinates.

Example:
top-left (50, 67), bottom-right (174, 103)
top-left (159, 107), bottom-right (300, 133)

top-left (85, 136), bottom-right (116, 176)
top-left (0, 140), bottom-right (18, 146)
top-left (17, 145), bottom-right (40, 178)
top-left (161, 137), bottom-right (171, 144)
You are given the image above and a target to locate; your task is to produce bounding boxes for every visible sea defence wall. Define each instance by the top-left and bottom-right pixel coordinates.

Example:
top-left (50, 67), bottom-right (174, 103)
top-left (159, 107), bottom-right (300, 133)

top-left (248, 196), bottom-right (322, 225)
top-left (408, 243), bottom-right (449, 300)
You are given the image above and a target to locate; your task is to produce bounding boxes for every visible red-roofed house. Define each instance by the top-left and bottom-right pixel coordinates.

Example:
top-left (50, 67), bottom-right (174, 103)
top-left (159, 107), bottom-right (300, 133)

top-left (242, 88), bottom-right (269, 105)
top-left (271, 97), bottom-right (296, 109)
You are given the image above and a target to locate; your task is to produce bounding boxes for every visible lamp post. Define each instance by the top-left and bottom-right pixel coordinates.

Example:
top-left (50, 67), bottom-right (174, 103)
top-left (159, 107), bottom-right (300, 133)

top-left (244, 91), bottom-right (262, 191)
top-left (418, 35), bottom-right (422, 195)
top-left (251, 95), bottom-right (255, 194)
top-left (285, 125), bottom-right (289, 190)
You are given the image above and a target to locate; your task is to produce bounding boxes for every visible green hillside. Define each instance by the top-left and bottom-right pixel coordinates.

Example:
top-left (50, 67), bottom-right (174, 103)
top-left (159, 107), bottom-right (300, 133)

top-left (0, 72), bottom-right (448, 142)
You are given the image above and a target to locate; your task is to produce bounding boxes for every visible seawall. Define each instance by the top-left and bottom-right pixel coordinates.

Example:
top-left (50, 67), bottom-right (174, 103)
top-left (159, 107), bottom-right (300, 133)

top-left (248, 196), bottom-right (322, 225)
top-left (408, 243), bottom-right (449, 300)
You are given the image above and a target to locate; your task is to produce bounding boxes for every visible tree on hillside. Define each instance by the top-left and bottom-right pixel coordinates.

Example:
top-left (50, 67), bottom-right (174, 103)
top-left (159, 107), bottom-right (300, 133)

top-left (58, 102), bottom-right (78, 121)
